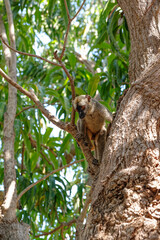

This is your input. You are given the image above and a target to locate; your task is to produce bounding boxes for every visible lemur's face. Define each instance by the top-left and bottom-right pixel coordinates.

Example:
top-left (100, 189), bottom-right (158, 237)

top-left (76, 104), bottom-right (86, 119)
top-left (73, 95), bottom-right (91, 119)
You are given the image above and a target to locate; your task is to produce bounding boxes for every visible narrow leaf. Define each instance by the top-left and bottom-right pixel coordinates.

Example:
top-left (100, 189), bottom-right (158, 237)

top-left (88, 74), bottom-right (100, 97)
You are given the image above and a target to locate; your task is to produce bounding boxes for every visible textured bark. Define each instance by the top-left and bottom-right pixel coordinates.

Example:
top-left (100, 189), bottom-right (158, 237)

top-left (0, 2), bottom-right (29, 239)
top-left (0, 221), bottom-right (30, 240)
top-left (81, 0), bottom-right (160, 239)
top-left (0, 0), bottom-right (17, 221)
top-left (118, 0), bottom-right (160, 82)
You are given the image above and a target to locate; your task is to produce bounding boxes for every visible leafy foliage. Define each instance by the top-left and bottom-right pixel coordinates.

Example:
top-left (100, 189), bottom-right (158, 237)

top-left (0, 0), bottom-right (130, 239)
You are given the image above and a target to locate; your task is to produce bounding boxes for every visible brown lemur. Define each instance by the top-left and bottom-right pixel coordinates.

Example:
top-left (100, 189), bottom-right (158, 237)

top-left (73, 95), bottom-right (113, 164)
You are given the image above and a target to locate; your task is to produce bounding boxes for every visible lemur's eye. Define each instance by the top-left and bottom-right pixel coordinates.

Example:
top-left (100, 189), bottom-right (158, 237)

top-left (81, 105), bottom-right (85, 110)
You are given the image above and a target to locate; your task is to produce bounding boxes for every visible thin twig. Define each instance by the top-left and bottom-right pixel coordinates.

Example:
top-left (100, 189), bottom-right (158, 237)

top-left (60, 21), bottom-right (71, 60)
top-left (60, 0), bottom-right (86, 60)
top-left (58, 0), bottom-right (86, 125)
top-left (17, 159), bottom-right (84, 203)
top-left (16, 105), bottom-right (36, 117)
top-left (0, 35), bottom-right (61, 67)
top-left (59, 0), bottom-right (71, 60)
top-left (55, 208), bottom-right (61, 223)
top-left (34, 219), bottom-right (76, 237)
top-left (54, 51), bottom-right (76, 124)
top-left (64, 0), bottom-right (70, 20)
top-left (40, 151), bottom-right (55, 169)
top-left (71, 0), bottom-right (86, 21)
top-left (42, 145), bottom-right (57, 157)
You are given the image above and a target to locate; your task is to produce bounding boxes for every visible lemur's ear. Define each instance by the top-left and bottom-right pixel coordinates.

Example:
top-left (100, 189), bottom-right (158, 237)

top-left (85, 95), bottom-right (91, 102)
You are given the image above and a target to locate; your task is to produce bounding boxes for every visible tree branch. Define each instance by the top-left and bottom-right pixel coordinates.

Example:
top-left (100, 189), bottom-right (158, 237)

top-left (71, 0), bottom-right (86, 21)
top-left (59, 0), bottom-right (86, 60)
top-left (0, 35), bottom-right (61, 67)
top-left (64, 0), bottom-right (70, 21)
top-left (34, 219), bottom-right (76, 238)
top-left (17, 159), bottom-right (85, 203)
top-left (0, 33), bottom-right (76, 124)
top-left (54, 51), bottom-right (76, 125)
top-left (59, 0), bottom-right (71, 60)
top-left (0, 68), bottom-right (66, 131)
top-left (40, 151), bottom-right (55, 169)
top-left (16, 105), bottom-right (36, 117)
top-left (60, 21), bottom-right (71, 60)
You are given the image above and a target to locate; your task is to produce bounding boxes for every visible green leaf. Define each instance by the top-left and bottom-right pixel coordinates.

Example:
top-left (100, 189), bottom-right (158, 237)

top-left (54, 176), bottom-right (67, 190)
top-left (63, 96), bottom-right (70, 116)
top-left (107, 9), bottom-right (128, 64)
top-left (43, 127), bottom-right (53, 144)
top-left (60, 0), bottom-right (70, 27)
top-left (23, 131), bottom-right (31, 153)
top-left (0, 168), bottom-right (4, 184)
top-left (75, 87), bottom-right (86, 96)
top-left (48, 0), bottom-right (56, 16)
top-left (48, 151), bottom-right (58, 168)
top-left (88, 74), bottom-right (100, 97)
top-left (30, 152), bottom-right (39, 171)
top-left (0, 102), bottom-right (6, 119)
top-left (58, 134), bottom-right (72, 156)
top-left (45, 88), bottom-right (60, 99)
top-left (68, 52), bottom-right (77, 69)
top-left (33, 127), bottom-right (41, 153)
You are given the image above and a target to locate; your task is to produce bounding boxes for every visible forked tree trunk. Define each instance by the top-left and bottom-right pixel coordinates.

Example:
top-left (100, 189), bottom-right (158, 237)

top-left (81, 0), bottom-right (160, 239)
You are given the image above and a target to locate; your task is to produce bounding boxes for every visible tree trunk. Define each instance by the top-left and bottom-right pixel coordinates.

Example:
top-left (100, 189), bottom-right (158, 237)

top-left (0, 222), bottom-right (30, 240)
top-left (0, 0), bottom-right (18, 221)
top-left (81, 0), bottom-right (160, 239)
top-left (0, 0), bottom-right (29, 238)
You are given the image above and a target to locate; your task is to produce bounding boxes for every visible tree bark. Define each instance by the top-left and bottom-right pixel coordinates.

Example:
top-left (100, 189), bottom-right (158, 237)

top-left (0, 0), bottom-right (29, 238)
top-left (0, 0), bottom-right (17, 221)
top-left (119, 0), bottom-right (160, 82)
top-left (81, 0), bottom-right (160, 239)
top-left (0, 222), bottom-right (30, 240)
